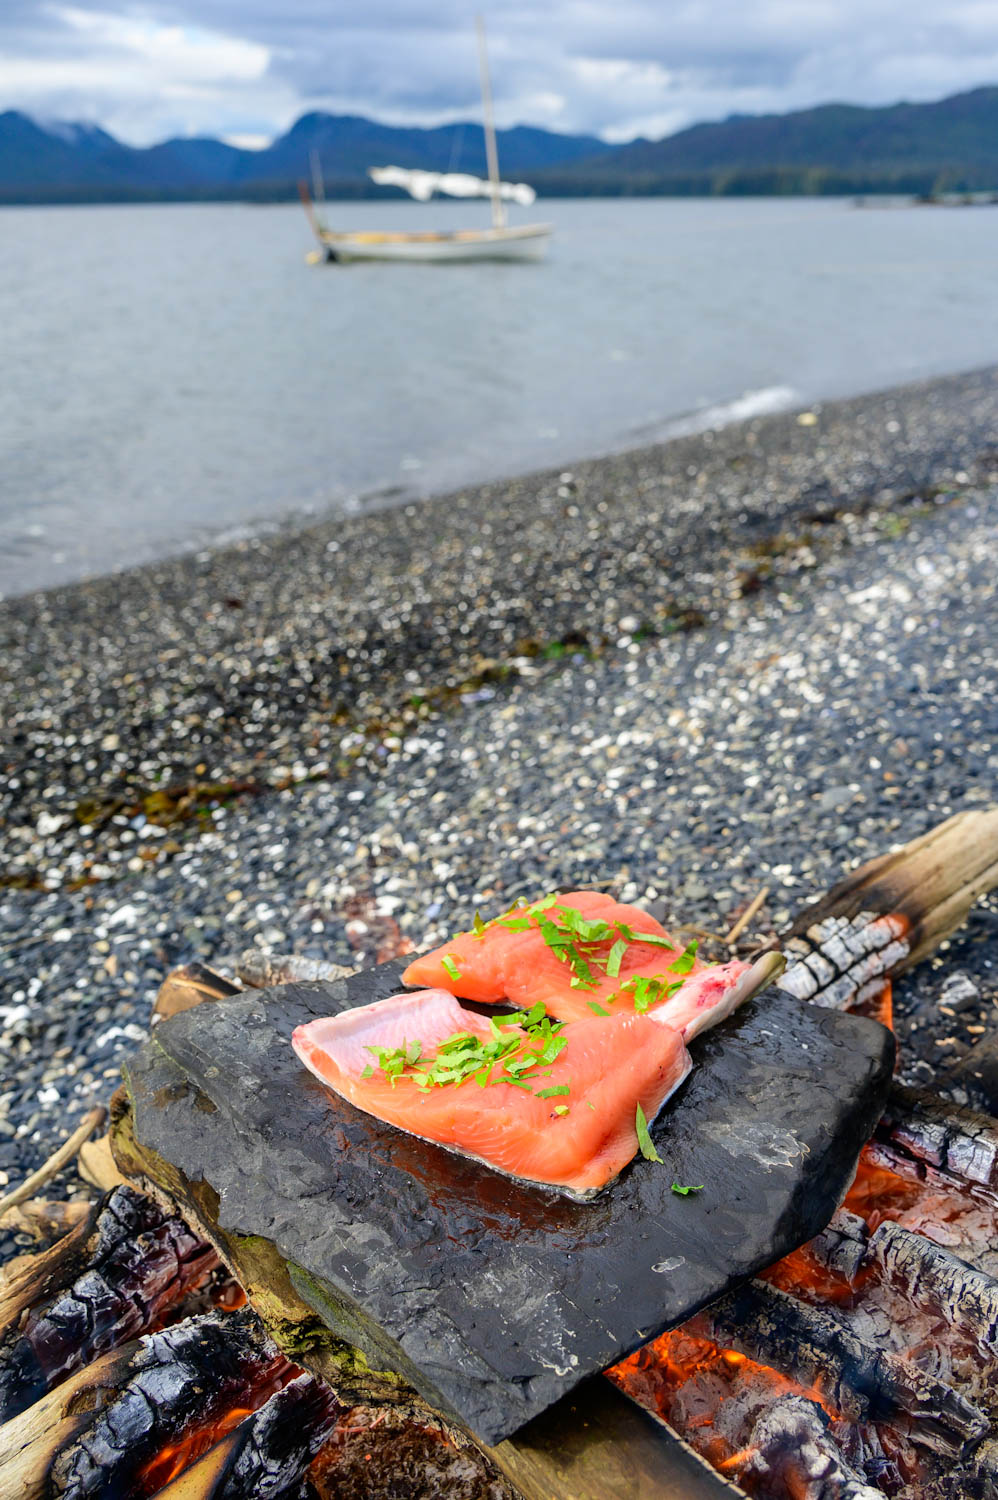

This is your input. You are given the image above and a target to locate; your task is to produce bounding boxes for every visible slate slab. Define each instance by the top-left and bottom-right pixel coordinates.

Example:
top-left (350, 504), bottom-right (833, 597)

top-left (126, 960), bottom-right (895, 1443)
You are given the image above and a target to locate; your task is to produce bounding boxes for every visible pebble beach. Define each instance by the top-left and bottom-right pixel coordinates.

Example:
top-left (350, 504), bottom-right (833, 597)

top-left (2, 364), bottom-right (998, 1226)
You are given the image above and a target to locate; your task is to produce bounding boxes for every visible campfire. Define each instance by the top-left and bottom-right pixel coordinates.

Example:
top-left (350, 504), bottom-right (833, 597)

top-left (2, 810), bottom-right (997, 1500)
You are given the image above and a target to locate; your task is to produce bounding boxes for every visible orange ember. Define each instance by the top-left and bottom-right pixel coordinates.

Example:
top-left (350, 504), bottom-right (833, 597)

top-left (842, 1149), bottom-right (924, 1229)
top-left (139, 1404), bottom-right (256, 1491)
top-left (608, 1327), bottom-right (842, 1490)
top-left (136, 1358), bottom-right (299, 1494)
top-left (212, 1280), bottom-right (248, 1311)
top-left (847, 978), bottom-right (893, 1034)
top-left (761, 1240), bottom-right (862, 1304)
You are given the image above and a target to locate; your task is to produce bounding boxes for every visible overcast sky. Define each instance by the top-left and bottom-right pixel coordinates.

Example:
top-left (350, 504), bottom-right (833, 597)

top-left (3, 1), bottom-right (998, 147)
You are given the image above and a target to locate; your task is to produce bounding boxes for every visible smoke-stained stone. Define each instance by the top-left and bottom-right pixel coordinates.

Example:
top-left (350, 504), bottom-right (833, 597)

top-left (125, 960), bottom-right (894, 1442)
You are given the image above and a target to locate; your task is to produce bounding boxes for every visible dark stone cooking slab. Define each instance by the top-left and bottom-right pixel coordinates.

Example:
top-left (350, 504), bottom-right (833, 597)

top-left (126, 960), bottom-right (894, 1443)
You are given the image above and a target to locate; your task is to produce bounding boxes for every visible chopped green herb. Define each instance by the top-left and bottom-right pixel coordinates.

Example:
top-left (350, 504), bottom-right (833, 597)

top-left (472, 910), bottom-right (487, 938)
top-left (671, 1182), bottom-right (704, 1196)
top-left (587, 1001), bottom-right (611, 1017)
top-left (612, 973), bottom-right (686, 1015)
top-left (441, 954), bottom-right (461, 982)
top-left (586, 1101), bottom-right (596, 1110)
top-left (635, 1103), bottom-right (663, 1164)
top-left (606, 938), bottom-right (628, 978)
top-left (360, 1004), bottom-right (568, 1095)
top-left (669, 940), bottom-right (700, 975)
top-left (361, 1064), bottom-right (374, 1079)
top-left (553, 1104), bottom-right (570, 1117)
top-left (536, 1084), bottom-right (570, 1099)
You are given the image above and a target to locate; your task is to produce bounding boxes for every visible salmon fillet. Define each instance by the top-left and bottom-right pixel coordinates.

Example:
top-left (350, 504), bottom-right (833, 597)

top-left (292, 989), bottom-right (693, 1198)
top-left (402, 891), bottom-right (756, 1032)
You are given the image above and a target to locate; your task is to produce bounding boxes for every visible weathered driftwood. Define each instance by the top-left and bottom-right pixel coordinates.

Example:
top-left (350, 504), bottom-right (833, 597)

top-left (0, 1343), bottom-right (133, 1500)
top-left (233, 950), bottom-right (358, 989)
top-left (76, 1131), bottom-right (128, 1192)
top-left (154, 963), bottom-right (241, 1022)
top-left (0, 1107), bottom-right (104, 1219)
top-left (778, 808), bottom-right (998, 991)
top-left (0, 1198), bottom-right (90, 1242)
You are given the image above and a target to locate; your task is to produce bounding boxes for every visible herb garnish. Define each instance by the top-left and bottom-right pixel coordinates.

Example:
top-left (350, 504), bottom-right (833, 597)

top-left (610, 941), bottom-right (701, 1013)
top-left (635, 1103), bottom-right (663, 1163)
top-left (671, 1182), bottom-right (704, 1196)
top-left (441, 954), bottom-right (461, 982)
top-left (364, 1005), bottom-right (569, 1097)
top-left (605, 938), bottom-right (628, 977)
top-left (668, 940), bottom-right (700, 974)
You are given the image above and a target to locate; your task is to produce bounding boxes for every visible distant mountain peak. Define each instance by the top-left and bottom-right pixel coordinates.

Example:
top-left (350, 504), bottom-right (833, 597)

top-left (2, 85), bottom-right (997, 202)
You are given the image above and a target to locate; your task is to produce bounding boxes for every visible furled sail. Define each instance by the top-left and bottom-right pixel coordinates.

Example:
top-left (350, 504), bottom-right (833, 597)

top-left (368, 166), bottom-right (536, 206)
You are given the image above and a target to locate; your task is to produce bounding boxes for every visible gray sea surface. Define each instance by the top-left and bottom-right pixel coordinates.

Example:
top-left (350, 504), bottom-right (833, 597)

top-left (2, 194), bottom-right (997, 596)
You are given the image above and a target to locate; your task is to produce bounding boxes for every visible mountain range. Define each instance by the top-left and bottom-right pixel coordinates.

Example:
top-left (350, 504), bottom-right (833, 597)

top-left (2, 85), bottom-right (997, 203)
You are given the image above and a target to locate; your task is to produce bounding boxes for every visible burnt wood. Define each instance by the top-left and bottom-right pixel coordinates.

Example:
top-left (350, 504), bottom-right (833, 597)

top-left (693, 1278), bottom-right (990, 1456)
top-left (778, 808), bottom-right (998, 975)
top-left (123, 960), bottom-right (894, 1443)
top-left (0, 1185), bottom-right (217, 1421)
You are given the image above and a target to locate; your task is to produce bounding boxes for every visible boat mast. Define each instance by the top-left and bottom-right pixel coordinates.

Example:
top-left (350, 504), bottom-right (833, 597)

top-left (476, 15), bottom-right (506, 230)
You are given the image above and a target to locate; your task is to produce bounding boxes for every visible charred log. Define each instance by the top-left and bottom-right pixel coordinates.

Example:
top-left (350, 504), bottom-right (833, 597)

top-left (875, 1085), bottom-right (998, 1193)
top-left (309, 1400), bottom-right (517, 1500)
top-left (779, 808), bottom-right (998, 978)
top-left (778, 913), bottom-right (909, 1010)
top-left (694, 1279), bottom-right (989, 1457)
top-left (807, 1210), bottom-right (872, 1285)
top-left (735, 1394), bottom-right (882, 1500)
top-left (868, 1219), bottom-right (998, 1365)
top-left (147, 1369), bottom-right (341, 1499)
top-left (0, 1185), bottom-right (217, 1421)
top-left (50, 1308), bottom-right (292, 1499)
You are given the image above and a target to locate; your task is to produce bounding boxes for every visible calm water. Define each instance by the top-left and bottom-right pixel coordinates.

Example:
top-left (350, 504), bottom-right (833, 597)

top-left (2, 196), bottom-right (996, 596)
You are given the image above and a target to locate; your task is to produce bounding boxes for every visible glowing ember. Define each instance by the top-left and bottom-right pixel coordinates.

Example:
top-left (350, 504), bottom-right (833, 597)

top-left (608, 1329), bottom-right (844, 1492)
top-left (140, 1404), bottom-right (258, 1491)
top-left (609, 1115), bottom-right (998, 1498)
top-left (136, 1361), bottom-right (297, 1495)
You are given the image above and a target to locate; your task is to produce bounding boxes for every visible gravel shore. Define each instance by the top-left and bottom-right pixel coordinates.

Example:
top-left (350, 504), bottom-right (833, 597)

top-left (2, 364), bottom-right (997, 1213)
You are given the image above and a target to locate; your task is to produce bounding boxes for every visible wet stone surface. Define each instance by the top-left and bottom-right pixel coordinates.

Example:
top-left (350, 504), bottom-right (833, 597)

top-left (126, 962), bottom-right (894, 1443)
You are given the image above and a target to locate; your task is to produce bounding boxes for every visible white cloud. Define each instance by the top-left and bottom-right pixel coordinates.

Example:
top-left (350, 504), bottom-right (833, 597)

top-left (0, 6), bottom-right (291, 142)
top-left (2, 0), bottom-right (998, 145)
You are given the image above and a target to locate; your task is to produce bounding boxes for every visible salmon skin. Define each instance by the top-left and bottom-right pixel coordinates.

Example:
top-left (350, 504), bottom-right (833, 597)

top-left (403, 891), bottom-right (756, 1034)
top-left (291, 951), bottom-right (785, 1198)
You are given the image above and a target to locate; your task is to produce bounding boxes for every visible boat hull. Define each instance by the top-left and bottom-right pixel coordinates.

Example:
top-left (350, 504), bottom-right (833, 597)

top-left (321, 223), bottom-right (552, 263)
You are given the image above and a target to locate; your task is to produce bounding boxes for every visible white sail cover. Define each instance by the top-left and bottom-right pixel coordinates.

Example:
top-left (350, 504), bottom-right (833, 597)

top-left (368, 165), bottom-right (536, 206)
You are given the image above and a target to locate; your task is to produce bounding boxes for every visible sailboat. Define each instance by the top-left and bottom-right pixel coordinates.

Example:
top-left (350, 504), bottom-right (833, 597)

top-left (300, 19), bottom-right (553, 264)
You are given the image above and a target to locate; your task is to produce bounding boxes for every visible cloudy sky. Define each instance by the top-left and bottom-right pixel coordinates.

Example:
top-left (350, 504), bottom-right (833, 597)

top-left (3, 1), bottom-right (998, 147)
